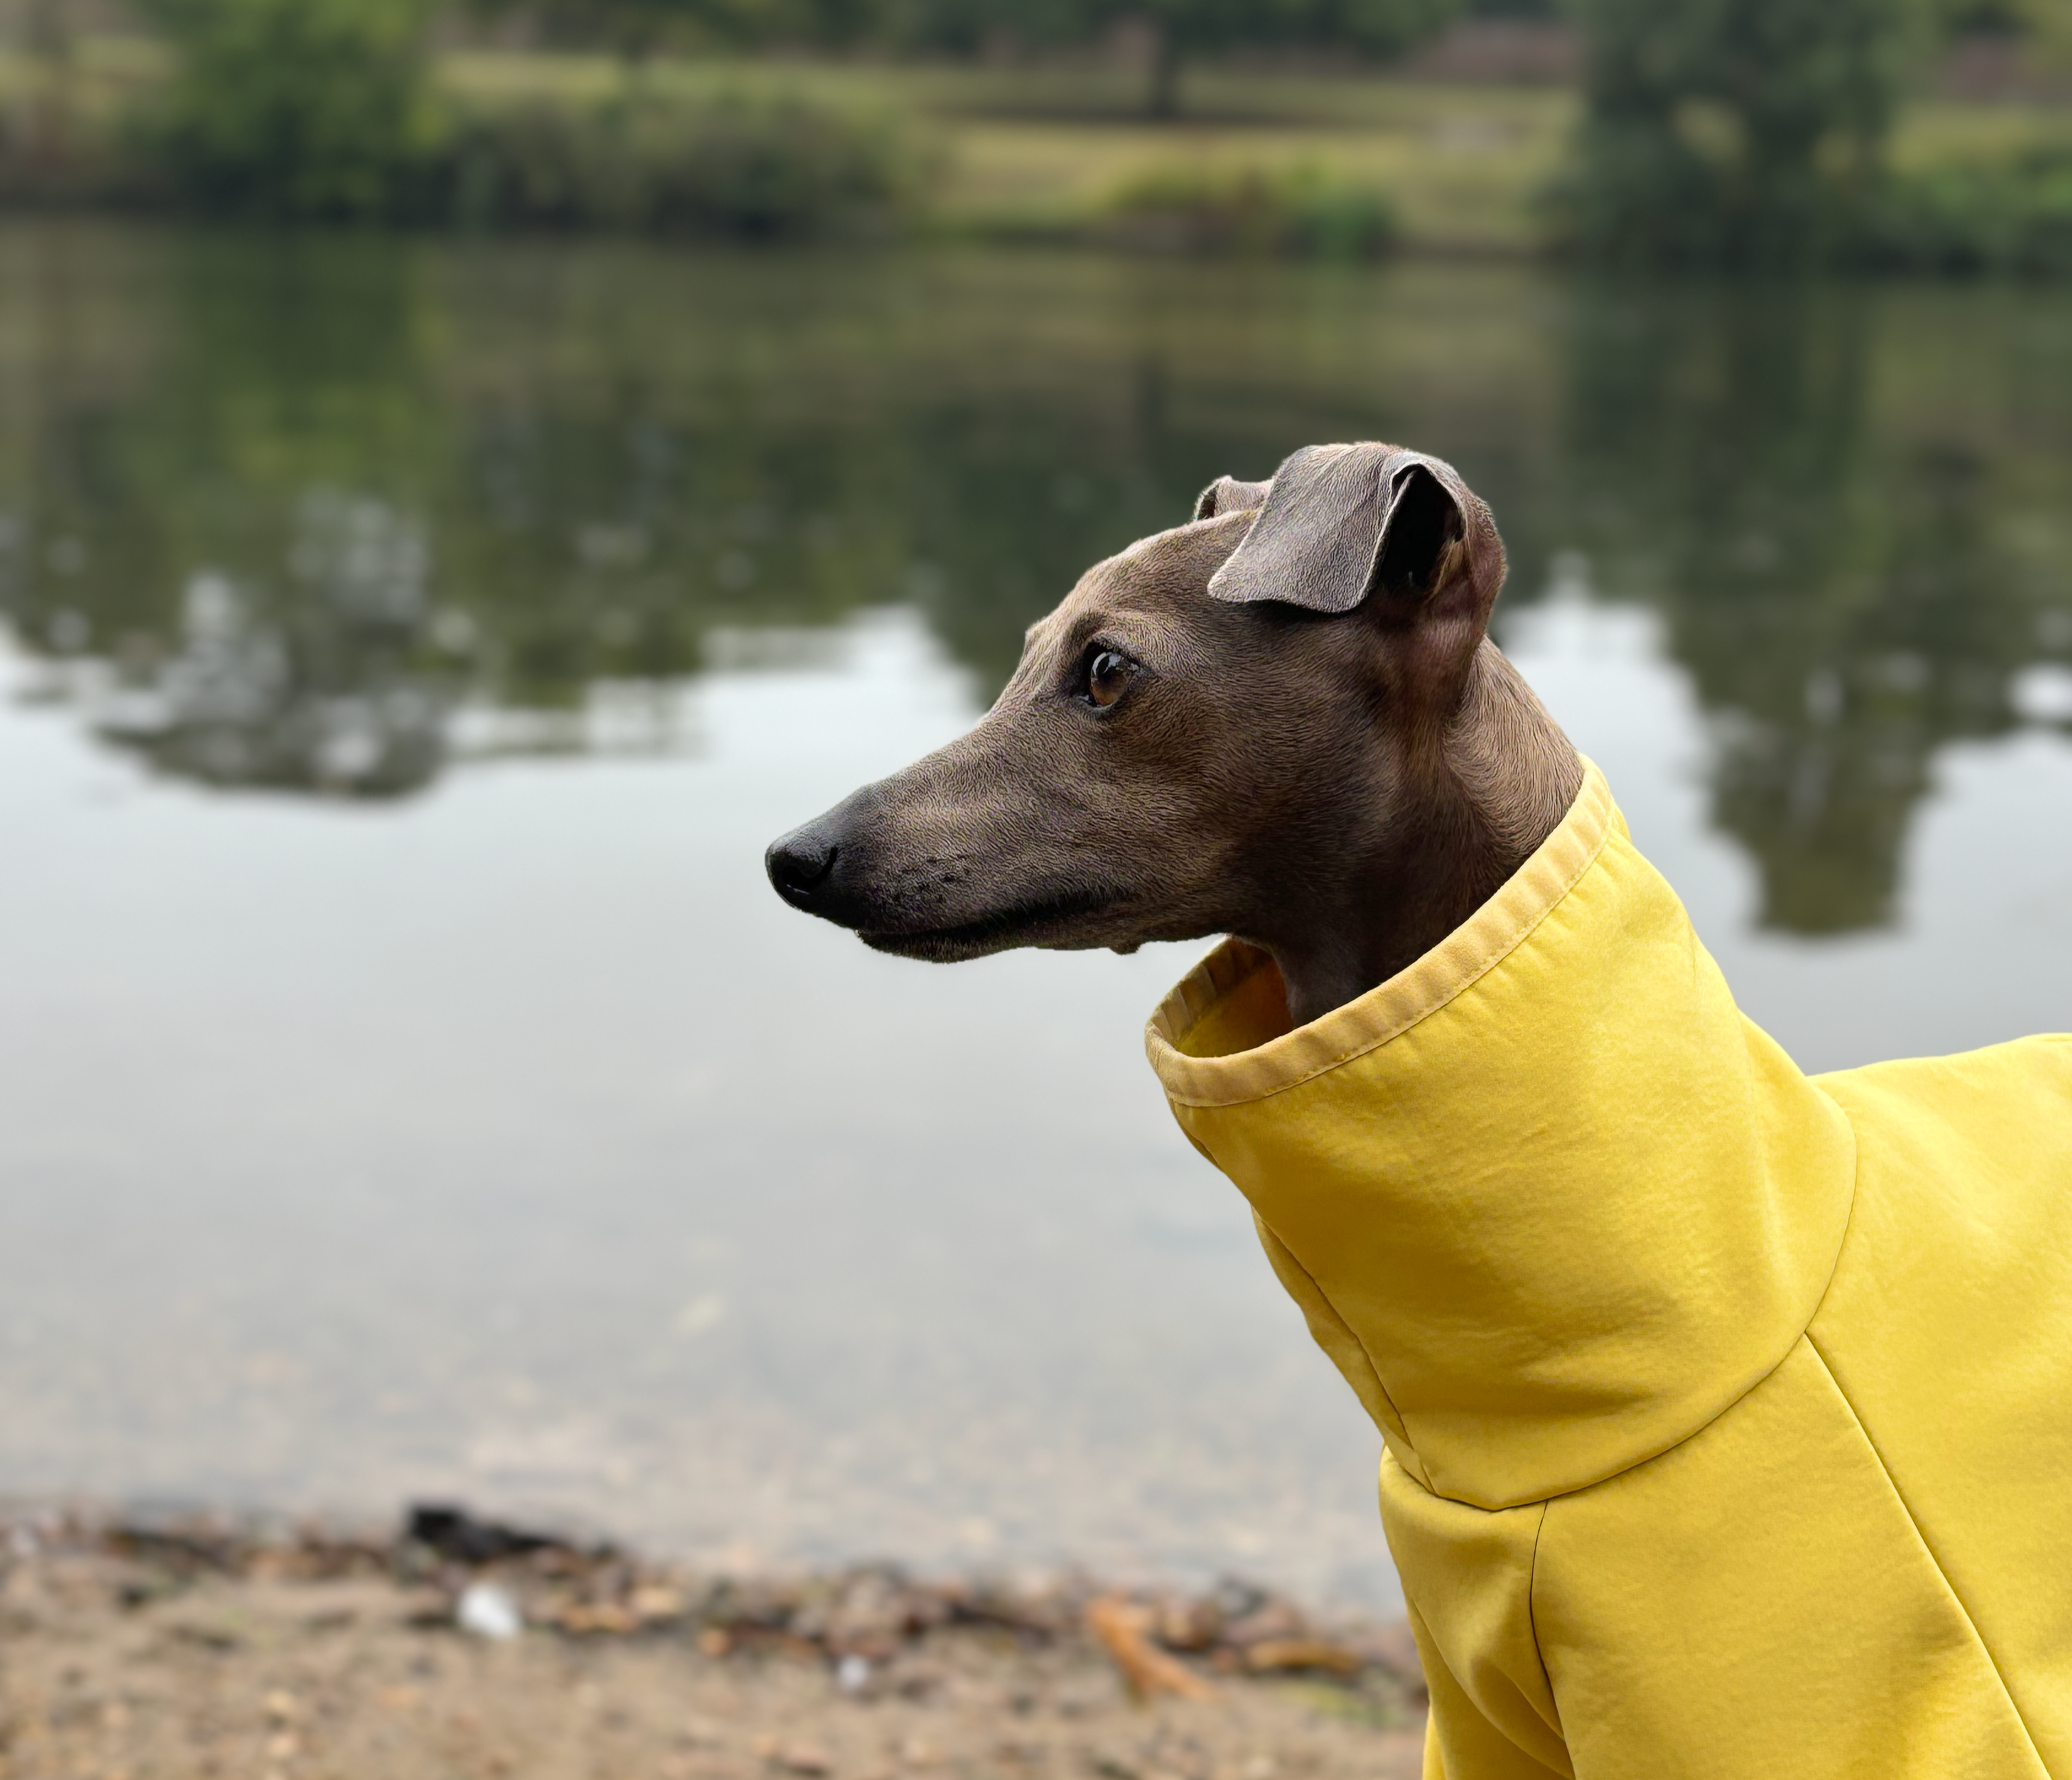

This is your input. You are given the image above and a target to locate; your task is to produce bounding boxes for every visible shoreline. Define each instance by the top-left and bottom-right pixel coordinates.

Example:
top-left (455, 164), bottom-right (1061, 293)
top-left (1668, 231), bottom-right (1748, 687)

top-left (0, 1503), bottom-right (1427, 1780)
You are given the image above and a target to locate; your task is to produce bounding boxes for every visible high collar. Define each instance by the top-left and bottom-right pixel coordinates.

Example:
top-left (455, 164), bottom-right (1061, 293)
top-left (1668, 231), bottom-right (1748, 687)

top-left (1145, 763), bottom-right (1856, 1510)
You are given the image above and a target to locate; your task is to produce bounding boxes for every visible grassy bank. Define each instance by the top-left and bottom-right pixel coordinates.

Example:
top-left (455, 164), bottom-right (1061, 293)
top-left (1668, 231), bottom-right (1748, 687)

top-left (431, 51), bottom-right (1574, 250)
top-left (926, 84), bottom-right (1569, 254)
top-left (2, 39), bottom-right (2071, 259)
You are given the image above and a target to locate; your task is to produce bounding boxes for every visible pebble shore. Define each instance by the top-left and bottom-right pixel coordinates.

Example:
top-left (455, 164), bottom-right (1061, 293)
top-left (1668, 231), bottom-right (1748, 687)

top-left (0, 1509), bottom-right (1425, 1780)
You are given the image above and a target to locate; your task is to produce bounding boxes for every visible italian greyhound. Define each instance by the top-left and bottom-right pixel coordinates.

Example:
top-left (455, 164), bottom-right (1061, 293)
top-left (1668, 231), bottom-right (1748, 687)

top-left (764, 443), bottom-right (1582, 1028)
top-left (763, 445), bottom-right (2072, 1776)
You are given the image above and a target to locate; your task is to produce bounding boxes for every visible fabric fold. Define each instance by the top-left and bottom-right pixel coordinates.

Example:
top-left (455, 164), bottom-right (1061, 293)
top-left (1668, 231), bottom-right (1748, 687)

top-left (1145, 759), bottom-right (1855, 1509)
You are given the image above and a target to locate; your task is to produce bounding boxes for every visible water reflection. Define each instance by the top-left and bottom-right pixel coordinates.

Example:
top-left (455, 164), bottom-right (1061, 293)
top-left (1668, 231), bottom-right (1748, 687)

top-left (89, 496), bottom-right (445, 795)
top-left (2, 227), bottom-right (2069, 928)
top-left (1555, 282), bottom-right (2072, 932)
top-left (1, 242), bottom-right (2068, 1590)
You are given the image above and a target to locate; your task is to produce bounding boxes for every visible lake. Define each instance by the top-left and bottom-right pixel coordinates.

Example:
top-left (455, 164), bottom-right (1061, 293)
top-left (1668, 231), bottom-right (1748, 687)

top-left (2, 224), bottom-right (2069, 1609)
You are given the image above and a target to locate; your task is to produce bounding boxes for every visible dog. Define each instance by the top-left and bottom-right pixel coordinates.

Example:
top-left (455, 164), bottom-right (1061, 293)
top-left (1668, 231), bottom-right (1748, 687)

top-left (767, 443), bottom-right (2072, 1779)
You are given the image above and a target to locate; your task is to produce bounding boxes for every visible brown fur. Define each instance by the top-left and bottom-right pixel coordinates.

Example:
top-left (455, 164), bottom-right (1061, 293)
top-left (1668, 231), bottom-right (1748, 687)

top-left (767, 448), bottom-right (1582, 1028)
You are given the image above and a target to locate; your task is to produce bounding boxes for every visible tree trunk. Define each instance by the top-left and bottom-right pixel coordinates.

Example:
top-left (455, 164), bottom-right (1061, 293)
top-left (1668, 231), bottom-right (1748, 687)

top-left (1146, 26), bottom-right (1182, 120)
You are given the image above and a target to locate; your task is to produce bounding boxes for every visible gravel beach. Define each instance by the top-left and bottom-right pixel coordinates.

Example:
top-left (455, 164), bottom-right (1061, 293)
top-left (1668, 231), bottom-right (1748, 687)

top-left (0, 1511), bottom-right (1425, 1780)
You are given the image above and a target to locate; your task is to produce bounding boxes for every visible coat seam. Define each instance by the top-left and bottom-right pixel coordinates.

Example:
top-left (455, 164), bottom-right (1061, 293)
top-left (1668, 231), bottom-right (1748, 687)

top-left (1525, 1498), bottom-right (1563, 1747)
top-left (1802, 1334), bottom-right (2048, 1773)
top-left (1432, 1322), bottom-right (1823, 1513)
top-left (1799, 1085), bottom-right (1864, 1339)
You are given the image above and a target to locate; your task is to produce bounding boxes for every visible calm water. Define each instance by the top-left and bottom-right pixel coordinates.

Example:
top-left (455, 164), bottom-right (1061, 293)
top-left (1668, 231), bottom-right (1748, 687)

top-left (2, 225), bottom-right (2070, 1607)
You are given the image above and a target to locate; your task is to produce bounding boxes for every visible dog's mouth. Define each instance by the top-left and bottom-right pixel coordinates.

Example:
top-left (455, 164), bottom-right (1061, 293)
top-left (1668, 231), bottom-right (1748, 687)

top-left (859, 889), bottom-right (1133, 961)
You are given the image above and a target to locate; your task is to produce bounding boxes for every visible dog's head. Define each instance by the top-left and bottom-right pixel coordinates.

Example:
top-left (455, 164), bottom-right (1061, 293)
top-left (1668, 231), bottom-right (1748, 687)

top-left (765, 443), bottom-right (1565, 982)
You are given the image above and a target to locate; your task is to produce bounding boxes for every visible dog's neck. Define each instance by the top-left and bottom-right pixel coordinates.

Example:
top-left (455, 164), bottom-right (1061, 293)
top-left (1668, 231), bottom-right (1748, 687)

top-left (1244, 646), bottom-right (1583, 1030)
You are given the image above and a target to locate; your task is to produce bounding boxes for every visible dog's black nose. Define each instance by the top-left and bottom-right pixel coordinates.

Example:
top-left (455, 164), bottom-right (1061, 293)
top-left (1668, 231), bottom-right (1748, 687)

top-left (766, 828), bottom-right (838, 905)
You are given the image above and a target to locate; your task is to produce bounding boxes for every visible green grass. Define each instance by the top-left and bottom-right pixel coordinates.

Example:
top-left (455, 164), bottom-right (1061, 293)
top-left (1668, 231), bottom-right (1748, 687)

top-left (0, 34), bottom-right (166, 138)
top-left (927, 88), bottom-right (1570, 253)
top-left (1892, 96), bottom-right (2072, 173)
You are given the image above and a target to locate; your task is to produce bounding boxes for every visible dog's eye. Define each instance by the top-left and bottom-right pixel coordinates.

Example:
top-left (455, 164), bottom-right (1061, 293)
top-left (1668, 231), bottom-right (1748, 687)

top-left (1085, 649), bottom-right (1135, 709)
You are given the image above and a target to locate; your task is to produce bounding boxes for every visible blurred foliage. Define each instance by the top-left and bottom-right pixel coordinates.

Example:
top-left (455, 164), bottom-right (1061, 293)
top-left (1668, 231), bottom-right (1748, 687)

top-left (0, 230), bottom-right (2067, 924)
top-left (5, 0), bottom-right (2071, 256)
top-left (16, 10), bottom-right (935, 234)
top-left (473, 0), bottom-right (889, 55)
top-left (1013, 0), bottom-right (1464, 116)
top-left (9, 0), bottom-right (930, 230)
top-left (128, 0), bottom-right (444, 220)
top-left (1558, 0), bottom-right (1938, 267)
top-left (441, 87), bottom-right (936, 235)
top-left (466, 0), bottom-right (1464, 115)
top-left (1869, 147), bottom-right (2072, 271)
top-left (1097, 159), bottom-right (1397, 256)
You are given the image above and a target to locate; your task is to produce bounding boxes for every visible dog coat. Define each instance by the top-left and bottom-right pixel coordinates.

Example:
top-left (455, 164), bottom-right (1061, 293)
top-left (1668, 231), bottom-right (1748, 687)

top-left (1146, 760), bottom-right (2072, 1779)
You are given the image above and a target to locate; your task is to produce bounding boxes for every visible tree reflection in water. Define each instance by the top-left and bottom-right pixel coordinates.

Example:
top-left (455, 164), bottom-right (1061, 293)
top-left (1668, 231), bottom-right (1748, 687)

top-left (1556, 280), bottom-right (2072, 933)
top-left (0, 226), bottom-right (2067, 931)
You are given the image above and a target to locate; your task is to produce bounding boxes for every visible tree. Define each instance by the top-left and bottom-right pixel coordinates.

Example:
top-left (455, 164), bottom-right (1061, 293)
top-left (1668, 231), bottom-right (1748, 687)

top-left (1562, 0), bottom-right (1938, 264)
top-left (130, 0), bottom-right (441, 219)
top-left (906, 0), bottom-right (1459, 114)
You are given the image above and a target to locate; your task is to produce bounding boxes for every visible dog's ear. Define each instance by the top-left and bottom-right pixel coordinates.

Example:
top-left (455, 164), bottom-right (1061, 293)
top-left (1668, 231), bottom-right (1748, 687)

top-left (1206, 443), bottom-right (1503, 616)
top-left (1192, 475), bottom-right (1270, 521)
top-left (1205, 443), bottom-right (1506, 696)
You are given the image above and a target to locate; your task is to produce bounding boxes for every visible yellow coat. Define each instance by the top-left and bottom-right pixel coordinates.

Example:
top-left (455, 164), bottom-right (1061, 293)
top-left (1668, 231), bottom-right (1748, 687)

top-left (1146, 761), bottom-right (2072, 1779)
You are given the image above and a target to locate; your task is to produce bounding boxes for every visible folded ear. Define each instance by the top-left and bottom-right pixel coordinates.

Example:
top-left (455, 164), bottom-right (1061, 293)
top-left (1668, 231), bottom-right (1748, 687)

top-left (1205, 441), bottom-right (1505, 623)
top-left (1193, 475), bottom-right (1270, 521)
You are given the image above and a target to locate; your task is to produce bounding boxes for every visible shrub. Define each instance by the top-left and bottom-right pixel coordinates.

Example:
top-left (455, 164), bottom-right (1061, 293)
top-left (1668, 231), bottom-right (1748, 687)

top-left (441, 88), bottom-right (938, 238)
top-left (1096, 162), bottom-right (1397, 259)
top-left (131, 0), bottom-right (441, 221)
top-left (103, 15), bottom-right (937, 240)
top-left (1866, 150), bottom-right (2072, 275)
